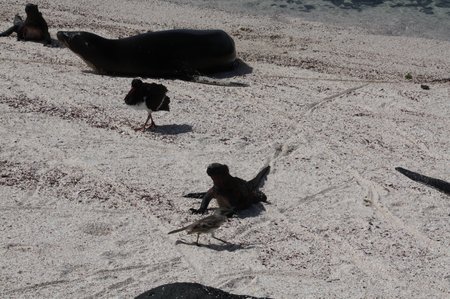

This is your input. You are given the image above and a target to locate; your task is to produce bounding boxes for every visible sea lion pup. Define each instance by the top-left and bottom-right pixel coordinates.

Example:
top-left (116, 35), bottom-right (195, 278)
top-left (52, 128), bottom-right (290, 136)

top-left (168, 209), bottom-right (230, 246)
top-left (396, 167), bottom-right (450, 195)
top-left (185, 163), bottom-right (270, 215)
top-left (56, 29), bottom-right (236, 78)
top-left (0, 3), bottom-right (51, 45)
top-left (124, 79), bottom-right (170, 131)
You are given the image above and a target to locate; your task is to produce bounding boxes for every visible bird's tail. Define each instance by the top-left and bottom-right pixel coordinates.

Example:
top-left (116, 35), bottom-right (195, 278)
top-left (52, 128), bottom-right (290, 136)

top-left (183, 192), bottom-right (206, 199)
top-left (168, 226), bottom-right (189, 234)
top-left (248, 165), bottom-right (270, 190)
top-left (395, 167), bottom-right (450, 194)
top-left (159, 95), bottom-right (170, 111)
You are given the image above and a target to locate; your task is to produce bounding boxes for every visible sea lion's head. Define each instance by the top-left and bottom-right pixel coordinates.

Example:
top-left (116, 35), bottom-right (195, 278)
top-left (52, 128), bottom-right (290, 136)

top-left (57, 31), bottom-right (108, 73)
top-left (25, 3), bottom-right (40, 16)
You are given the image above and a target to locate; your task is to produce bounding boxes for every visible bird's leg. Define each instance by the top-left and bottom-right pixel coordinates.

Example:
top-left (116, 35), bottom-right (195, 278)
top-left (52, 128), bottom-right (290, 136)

top-left (135, 112), bottom-right (152, 132)
top-left (196, 234), bottom-right (200, 246)
top-left (148, 113), bottom-right (156, 129)
top-left (211, 233), bottom-right (228, 244)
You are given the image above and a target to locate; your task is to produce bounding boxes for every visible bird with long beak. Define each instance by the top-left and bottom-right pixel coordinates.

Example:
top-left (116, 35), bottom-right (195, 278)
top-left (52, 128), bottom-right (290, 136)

top-left (124, 79), bottom-right (170, 131)
top-left (168, 209), bottom-right (231, 246)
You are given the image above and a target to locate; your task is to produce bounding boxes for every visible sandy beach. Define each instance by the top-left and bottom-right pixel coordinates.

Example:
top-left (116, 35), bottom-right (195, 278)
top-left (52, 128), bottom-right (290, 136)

top-left (0, 0), bottom-right (449, 298)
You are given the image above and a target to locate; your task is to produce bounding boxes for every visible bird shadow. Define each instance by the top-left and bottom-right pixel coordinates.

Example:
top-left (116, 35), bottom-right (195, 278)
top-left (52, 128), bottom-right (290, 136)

top-left (148, 124), bottom-right (192, 135)
top-left (175, 240), bottom-right (255, 252)
top-left (188, 204), bottom-right (268, 219)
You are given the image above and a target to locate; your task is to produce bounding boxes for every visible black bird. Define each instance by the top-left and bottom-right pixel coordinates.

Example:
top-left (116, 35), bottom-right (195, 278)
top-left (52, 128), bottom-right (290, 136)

top-left (185, 163), bottom-right (270, 214)
top-left (124, 79), bottom-right (170, 131)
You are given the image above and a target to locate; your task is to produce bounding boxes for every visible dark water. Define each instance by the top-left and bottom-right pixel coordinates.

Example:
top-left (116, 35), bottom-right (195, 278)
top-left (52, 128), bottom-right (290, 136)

top-left (170, 0), bottom-right (450, 41)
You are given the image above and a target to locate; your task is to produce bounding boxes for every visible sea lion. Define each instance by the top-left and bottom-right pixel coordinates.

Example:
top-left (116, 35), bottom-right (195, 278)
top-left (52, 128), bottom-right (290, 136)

top-left (135, 282), bottom-right (270, 299)
top-left (396, 167), bottom-right (450, 195)
top-left (185, 163), bottom-right (270, 214)
top-left (168, 209), bottom-right (229, 246)
top-left (124, 79), bottom-right (170, 131)
top-left (0, 3), bottom-right (51, 45)
top-left (56, 29), bottom-right (237, 78)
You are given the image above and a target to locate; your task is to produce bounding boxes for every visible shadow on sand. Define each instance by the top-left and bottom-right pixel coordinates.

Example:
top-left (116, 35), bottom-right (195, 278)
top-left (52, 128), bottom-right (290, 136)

top-left (81, 59), bottom-right (253, 82)
top-left (175, 239), bottom-right (255, 252)
top-left (234, 203), bottom-right (267, 219)
top-left (210, 59), bottom-right (253, 79)
top-left (147, 124), bottom-right (192, 135)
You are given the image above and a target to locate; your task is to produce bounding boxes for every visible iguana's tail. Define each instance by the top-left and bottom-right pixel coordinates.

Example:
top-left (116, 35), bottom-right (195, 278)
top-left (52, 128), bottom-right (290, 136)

top-left (396, 167), bottom-right (450, 195)
top-left (248, 165), bottom-right (271, 190)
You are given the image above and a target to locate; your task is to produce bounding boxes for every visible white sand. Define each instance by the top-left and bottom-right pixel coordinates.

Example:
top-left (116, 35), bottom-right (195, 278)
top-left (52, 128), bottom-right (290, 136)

top-left (0, 0), bottom-right (449, 298)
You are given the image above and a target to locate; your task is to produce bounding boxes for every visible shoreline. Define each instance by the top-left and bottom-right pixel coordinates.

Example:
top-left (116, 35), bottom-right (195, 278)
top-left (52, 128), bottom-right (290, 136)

top-left (166, 0), bottom-right (450, 43)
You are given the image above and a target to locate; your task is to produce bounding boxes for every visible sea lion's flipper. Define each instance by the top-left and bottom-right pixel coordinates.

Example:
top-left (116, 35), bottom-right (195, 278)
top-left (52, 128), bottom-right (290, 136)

top-left (0, 25), bottom-right (19, 37)
top-left (183, 192), bottom-right (207, 199)
top-left (248, 165), bottom-right (271, 190)
top-left (396, 167), bottom-right (450, 195)
top-left (192, 76), bottom-right (249, 87)
top-left (0, 14), bottom-right (21, 37)
top-left (42, 31), bottom-right (52, 45)
top-left (177, 64), bottom-right (248, 87)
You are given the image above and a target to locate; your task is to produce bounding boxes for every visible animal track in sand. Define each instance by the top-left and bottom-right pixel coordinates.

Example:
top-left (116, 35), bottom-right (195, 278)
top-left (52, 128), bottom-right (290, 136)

top-left (351, 169), bottom-right (446, 254)
top-left (278, 182), bottom-right (351, 213)
top-left (216, 275), bottom-right (257, 291)
top-left (0, 160), bottom-right (160, 207)
top-left (3, 243), bottom-right (33, 252)
top-left (265, 84), bottom-right (369, 173)
top-left (231, 216), bottom-right (271, 239)
top-left (82, 222), bottom-right (113, 236)
top-left (0, 95), bottom-right (130, 134)
top-left (304, 83), bottom-right (369, 115)
top-left (1, 95), bottom-right (182, 142)
top-left (3, 279), bottom-right (74, 295)
top-left (394, 128), bottom-right (443, 160)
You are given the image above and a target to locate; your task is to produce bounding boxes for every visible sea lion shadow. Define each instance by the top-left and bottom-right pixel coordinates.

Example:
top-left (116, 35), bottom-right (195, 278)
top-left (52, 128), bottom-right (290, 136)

top-left (211, 59), bottom-right (253, 79)
top-left (16, 37), bottom-right (61, 47)
top-left (149, 124), bottom-right (192, 135)
top-left (80, 59), bottom-right (252, 80)
top-left (175, 240), bottom-right (254, 252)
